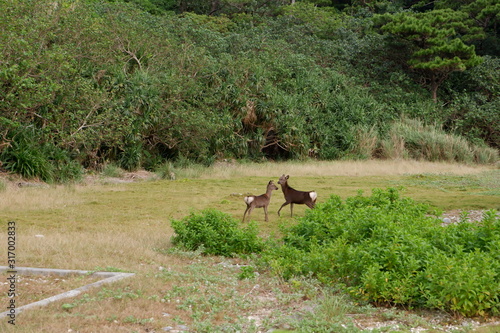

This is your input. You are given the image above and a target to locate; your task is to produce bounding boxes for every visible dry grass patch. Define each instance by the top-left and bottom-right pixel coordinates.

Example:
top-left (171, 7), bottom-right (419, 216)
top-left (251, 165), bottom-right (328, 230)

top-left (18, 231), bottom-right (169, 271)
top-left (206, 159), bottom-right (492, 178)
top-left (0, 273), bottom-right (101, 307)
top-left (0, 185), bottom-right (82, 213)
top-left (1, 257), bottom-right (308, 332)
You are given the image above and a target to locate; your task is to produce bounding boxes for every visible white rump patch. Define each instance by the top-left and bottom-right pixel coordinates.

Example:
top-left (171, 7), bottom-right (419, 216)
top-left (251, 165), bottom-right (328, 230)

top-left (309, 191), bottom-right (318, 202)
top-left (244, 196), bottom-right (254, 205)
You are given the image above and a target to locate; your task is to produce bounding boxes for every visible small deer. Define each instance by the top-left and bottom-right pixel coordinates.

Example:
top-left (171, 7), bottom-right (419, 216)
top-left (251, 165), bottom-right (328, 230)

top-left (242, 180), bottom-right (279, 222)
top-left (277, 174), bottom-right (317, 217)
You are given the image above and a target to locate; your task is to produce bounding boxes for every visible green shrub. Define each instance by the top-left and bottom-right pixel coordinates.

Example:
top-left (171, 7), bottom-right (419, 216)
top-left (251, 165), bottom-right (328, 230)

top-left (445, 56), bottom-right (500, 149)
top-left (422, 250), bottom-right (500, 317)
top-left (4, 142), bottom-right (54, 181)
top-left (119, 142), bottom-right (143, 172)
top-left (171, 209), bottom-right (264, 257)
top-left (261, 188), bottom-right (500, 317)
top-left (101, 163), bottom-right (124, 178)
top-left (0, 119), bottom-right (82, 182)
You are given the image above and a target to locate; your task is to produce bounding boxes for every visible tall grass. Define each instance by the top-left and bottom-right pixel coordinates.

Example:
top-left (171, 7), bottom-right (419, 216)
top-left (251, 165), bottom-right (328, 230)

top-left (351, 125), bottom-right (379, 159)
top-left (474, 146), bottom-right (500, 165)
top-left (379, 131), bottom-right (407, 160)
top-left (200, 159), bottom-right (492, 179)
top-left (379, 119), bottom-right (499, 164)
top-left (154, 160), bottom-right (207, 180)
top-left (0, 120), bottom-right (83, 183)
top-left (101, 163), bottom-right (125, 178)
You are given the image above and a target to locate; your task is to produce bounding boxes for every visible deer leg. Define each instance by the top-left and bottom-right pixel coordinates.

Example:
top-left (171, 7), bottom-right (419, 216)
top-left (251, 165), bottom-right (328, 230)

top-left (242, 206), bottom-right (250, 222)
top-left (305, 202), bottom-right (315, 209)
top-left (290, 203), bottom-right (294, 217)
top-left (277, 202), bottom-right (289, 217)
top-left (246, 206), bottom-right (255, 220)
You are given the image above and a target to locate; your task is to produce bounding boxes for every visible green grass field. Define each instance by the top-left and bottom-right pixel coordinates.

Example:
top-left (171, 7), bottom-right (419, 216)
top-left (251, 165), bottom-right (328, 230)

top-left (0, 160), bottom-right (499, 332)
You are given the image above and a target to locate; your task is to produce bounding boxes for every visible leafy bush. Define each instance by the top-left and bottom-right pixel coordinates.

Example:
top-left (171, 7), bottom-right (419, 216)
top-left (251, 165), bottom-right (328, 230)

top-left (444, 56), bottom-right (500, 149)
top-left (261, 188), bottom-right (500, 317)
top-left (421, 250), bottom-right (500, 317)
top-left (171, 209), bottom-right (264, 257)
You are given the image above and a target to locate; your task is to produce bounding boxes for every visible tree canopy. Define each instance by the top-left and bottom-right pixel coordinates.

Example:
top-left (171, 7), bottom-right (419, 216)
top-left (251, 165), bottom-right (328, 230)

top-left (376, 8), bottom-right (484, 101)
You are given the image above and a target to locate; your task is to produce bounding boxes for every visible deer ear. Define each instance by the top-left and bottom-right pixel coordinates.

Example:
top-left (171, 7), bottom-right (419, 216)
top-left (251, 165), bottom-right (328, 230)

top-left (286, 175), bottom-right (289, 179)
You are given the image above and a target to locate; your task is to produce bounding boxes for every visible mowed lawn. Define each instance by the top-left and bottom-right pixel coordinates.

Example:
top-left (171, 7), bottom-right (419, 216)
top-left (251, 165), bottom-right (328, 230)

top-left (0, 160), bottom-right (498, 332)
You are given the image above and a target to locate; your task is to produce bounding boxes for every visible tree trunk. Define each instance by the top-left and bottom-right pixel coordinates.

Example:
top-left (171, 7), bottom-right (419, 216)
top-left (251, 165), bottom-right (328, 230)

top-left (431, 83), bottom-right (438, 103)
top-left (430, 72), bottom-right (447, 103)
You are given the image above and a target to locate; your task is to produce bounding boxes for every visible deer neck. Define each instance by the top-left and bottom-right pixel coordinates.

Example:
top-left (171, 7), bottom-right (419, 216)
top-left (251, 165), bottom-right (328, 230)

top-left (280, 182), bottom-right (289, 194)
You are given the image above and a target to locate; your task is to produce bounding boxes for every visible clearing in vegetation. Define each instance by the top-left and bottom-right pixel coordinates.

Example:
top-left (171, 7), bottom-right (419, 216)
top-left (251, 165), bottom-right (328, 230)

top-left (0, 161), bottom-right (499, 332)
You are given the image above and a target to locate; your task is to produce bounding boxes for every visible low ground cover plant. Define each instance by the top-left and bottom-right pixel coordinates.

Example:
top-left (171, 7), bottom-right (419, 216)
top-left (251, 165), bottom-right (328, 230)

top-left (171, 188), bottom-right (500, 317)
top-left (171, 209), bottom-right (264, 257)
top-left (263, 188), bottom-right (500, 317)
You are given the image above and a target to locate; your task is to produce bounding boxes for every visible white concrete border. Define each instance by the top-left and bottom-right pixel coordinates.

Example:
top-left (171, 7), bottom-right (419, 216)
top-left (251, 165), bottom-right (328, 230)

top-left (0, 266), bottom-right (135, 317)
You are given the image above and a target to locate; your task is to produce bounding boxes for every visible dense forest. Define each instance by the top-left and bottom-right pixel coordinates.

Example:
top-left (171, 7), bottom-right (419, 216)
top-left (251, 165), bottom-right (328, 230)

top-left (1, 0), bottom-right (498, 182)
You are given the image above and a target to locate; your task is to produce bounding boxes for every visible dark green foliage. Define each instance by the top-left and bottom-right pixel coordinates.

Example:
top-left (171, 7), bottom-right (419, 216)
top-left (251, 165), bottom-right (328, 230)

top-left (435, 0), bottom-right (500, 55)
top-left (376, 8), bottom-right (484, 101)
top-left (171, 209), bottom-right (264, 257)
top-left (444, 56), bottom-right (500, 149)
top-left (119, 142), bottom-right (143, 171)
top-left (261, 188), bottom-right (500, 317)
top-left (0, 118), bottom-right (83, 182)
top-left (0, 0), bottom-right (498, 180)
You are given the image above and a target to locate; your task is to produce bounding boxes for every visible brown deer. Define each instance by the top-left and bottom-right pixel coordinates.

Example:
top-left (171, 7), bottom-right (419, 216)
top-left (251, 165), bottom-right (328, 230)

top-left (242, 180), bottom-right (279, 222)
top-left (277, 174), bottom-right (317, 217)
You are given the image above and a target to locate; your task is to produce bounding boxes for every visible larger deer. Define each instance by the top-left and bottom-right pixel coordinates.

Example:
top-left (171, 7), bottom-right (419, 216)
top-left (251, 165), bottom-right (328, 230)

top-left (277, 174), bottom-right (317, 217)
top-left (242, 180), bottom-right (279, 222)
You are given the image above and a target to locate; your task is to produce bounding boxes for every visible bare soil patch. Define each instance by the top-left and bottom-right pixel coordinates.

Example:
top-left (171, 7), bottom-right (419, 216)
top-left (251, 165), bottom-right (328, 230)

top-left (440, 209), bottom-right (500, 224)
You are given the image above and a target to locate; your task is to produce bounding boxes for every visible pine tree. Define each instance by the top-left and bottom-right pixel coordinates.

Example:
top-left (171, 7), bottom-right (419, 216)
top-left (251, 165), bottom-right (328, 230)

top-left (377, 9), bottom-right (484, 102)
